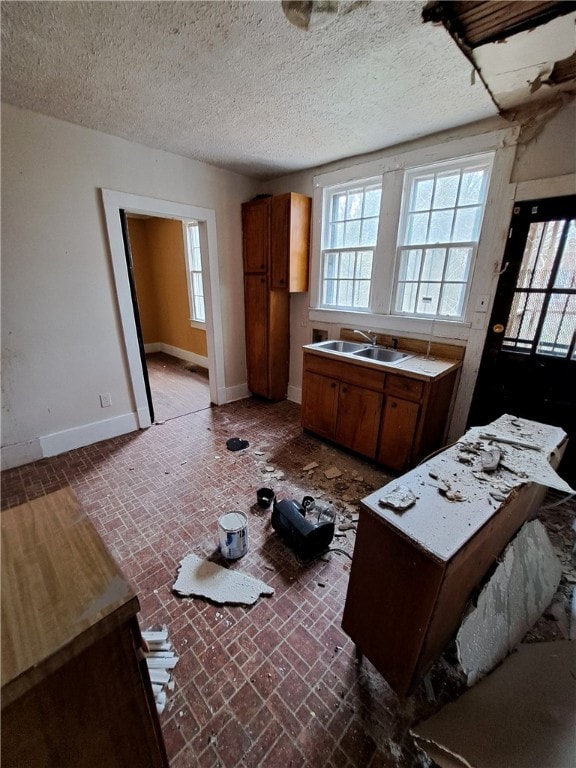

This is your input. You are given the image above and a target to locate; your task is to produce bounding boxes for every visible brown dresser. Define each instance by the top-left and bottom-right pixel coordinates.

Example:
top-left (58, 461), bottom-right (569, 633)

top-left (1, 487), bottom-right (168, 767)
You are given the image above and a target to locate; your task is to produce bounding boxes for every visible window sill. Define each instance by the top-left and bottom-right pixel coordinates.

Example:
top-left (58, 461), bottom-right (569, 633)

top-left (189, 319), bottom-right (206, 331)
top-left (308, 308), bottom-right (472, 341)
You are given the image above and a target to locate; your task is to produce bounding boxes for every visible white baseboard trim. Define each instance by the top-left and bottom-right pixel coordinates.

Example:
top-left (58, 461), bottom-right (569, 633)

top-left (39, 412), bottom-right (140, 459)
top-left (144, 342), bottom-right (208, 369)
top-left (287, 385), bottom-right (302, 404)
top-left (1, 438), bottom-right (44, 471)
top-left (225, 383), bottom-right (251, 403)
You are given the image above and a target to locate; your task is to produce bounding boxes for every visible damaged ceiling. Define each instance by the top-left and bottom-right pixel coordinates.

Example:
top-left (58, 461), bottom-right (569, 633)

top-left (423, 1), bottom-right (576, 114)
top-left (1, 1), bottom-right (574, 179)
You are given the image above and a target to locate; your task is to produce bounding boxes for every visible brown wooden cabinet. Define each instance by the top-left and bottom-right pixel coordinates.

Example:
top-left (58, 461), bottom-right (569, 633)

top-left (301, 349), bottom-right (461, 472)
top-left (1, 488), bottom-right (168, 768)
top-left (242, 193), bottom-right (311, 401)
top-left (342, 417), bottom-right (567, 697)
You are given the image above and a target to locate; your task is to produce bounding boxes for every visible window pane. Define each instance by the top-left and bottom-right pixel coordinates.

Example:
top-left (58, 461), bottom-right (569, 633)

top-left (417, 283), bottom-right (440, 315)
top-left (553, 220), bottom-right (575, 289)
top-left (537, 293), bottom-right (576, 356)
top-left (330, 222), bottom-right (344, 248)
top-left (395, 282), bottom-right (418, 314)
top-left (398, 249), bottom-right (422, 281)
top-left (325, 252), bottom-right (338, 278)
top-left (195, 296), bottom-right (205, 323)
top-left (337, 280), bottom-right (354, 306)
top-left (433, 172), bottom-right (459, 209)
top-left (453, 206), bottom-right (481, 242)
top-left (360, 217), bottom-right (378, 245)
top-left (354, 280), bottom-right (371, 308)
top-left (364, 187), bottom-right (382, 217)
top-left (339, 251), bottom-right (354, 278)
top-left (346, 191), bottom-right (363, 219)
top-left (428, 209), bottom-right (454, 243)
top-left (406, 212), bottom-right (429, 244)
top-left (332, 193), bottom-right (347, 222)
top-left (357, 251), bottom-right (373, 278)
top-left (459, 169), bottom-right (485, 205)
top-left (191, 249), bottom-right (201, 271)
top-left (192, 273), bottom-right (203, 294)
top-left (421, 248), bottom-right (445, 281)
top-left (411, 177), bottom-right (434, 212)
top-left (439, 283), bottom-right (465, 317)
top-left (323, 279), bottom-right (337, 305)
top-left (446, 247), bottom-right (472, 281)
top-left (344, 220), bottom-right (361, 246)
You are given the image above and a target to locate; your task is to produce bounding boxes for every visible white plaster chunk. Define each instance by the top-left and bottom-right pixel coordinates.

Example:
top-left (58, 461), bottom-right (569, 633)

top-left (456, 520), bottom-right (562, 686)
top-left (173, 553), bottom-right (274, 605)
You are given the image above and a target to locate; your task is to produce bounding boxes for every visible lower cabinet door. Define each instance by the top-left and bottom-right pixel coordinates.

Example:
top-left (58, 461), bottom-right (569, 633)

top-left (336, 384), bottom-right (383, 458)
top-left (377, 396), bottom-right (420, 471)
top-left (301, 371), bottom-right (339, 439)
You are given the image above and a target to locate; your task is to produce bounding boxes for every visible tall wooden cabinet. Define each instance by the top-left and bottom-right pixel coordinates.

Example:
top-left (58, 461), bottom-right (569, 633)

top-left (242, 193), bottom-right (311, 401)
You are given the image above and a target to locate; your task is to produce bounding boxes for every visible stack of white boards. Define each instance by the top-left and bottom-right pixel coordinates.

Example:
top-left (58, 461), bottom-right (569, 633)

top-left (142, 627), bottom-right (178, 715)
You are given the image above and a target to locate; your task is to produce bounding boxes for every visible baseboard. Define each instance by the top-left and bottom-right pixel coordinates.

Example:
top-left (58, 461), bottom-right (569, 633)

top-left (1, 438), bottom-right (44, 471)
top-left (226, 383), bottom-right (251, 403)
top-left (144, 342), bottom-right (208, 370)
top-left (287, 384), bottom-right (302, 405)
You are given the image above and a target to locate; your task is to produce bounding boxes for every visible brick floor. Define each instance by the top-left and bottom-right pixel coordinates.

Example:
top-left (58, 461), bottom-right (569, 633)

top-left (5, 355), bottom-right (571, 766)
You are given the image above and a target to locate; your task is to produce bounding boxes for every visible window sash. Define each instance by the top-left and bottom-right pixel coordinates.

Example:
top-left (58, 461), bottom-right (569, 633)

top-left (186, 222), bottom-right (205, 324)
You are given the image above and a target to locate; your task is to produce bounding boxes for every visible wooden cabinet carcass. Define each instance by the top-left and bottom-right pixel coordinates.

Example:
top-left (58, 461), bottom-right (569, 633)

top-left (242, 193), bottom-right (311, 401)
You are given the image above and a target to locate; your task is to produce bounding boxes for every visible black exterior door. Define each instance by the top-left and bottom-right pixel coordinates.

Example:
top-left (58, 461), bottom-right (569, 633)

top-left (468, 195), bottom-right (576, 486)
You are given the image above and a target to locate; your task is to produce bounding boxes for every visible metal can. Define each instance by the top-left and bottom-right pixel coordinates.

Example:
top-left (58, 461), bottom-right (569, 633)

top-left (218, 511), bottom-right (248, 559)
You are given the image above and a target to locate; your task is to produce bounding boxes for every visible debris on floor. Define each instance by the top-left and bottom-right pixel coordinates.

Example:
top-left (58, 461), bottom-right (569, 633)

top-left (142, 626), bottom-right (178, 715)
top-left (455, 519), bottom-right (562, 686)
top-left (172, 553), bottom-right (274, 605)
top-left (411, 641), bottom-right (576, 768)
top-left (226, 437), bottom-right (249, 451)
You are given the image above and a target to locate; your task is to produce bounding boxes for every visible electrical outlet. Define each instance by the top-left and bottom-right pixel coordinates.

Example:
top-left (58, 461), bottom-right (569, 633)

top-left (99, 393), bottom-right (112, 408)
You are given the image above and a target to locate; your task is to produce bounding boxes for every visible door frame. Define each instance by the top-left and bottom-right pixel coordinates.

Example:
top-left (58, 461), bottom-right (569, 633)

top-left (101, 189), bottom-right (226, 428)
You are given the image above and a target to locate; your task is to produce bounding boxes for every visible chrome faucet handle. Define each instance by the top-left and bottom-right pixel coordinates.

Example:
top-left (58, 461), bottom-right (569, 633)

top-left (353, 329), bottom-right (378, 345)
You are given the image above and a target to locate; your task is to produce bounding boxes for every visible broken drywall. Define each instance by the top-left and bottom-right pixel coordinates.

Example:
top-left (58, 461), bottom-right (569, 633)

top-left (411, 641), bottom-right (576, 768)
top-left (456, 519), bottom-right (562, 686)
top-left (172, 553), bottom-right (274, 605)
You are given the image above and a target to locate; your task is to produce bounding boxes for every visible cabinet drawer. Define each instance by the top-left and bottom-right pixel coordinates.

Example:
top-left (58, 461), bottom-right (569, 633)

top-left (304, 353), bottom-right (386, 392)
top-left (385, 374), bottom-right (423, 401)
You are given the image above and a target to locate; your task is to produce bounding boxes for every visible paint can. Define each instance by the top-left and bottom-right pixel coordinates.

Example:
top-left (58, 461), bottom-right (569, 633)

top-left (218, 511), bottom-right (248, 559)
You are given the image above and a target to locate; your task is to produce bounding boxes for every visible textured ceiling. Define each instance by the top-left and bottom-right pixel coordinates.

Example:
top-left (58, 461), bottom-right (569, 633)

top-left (0, 1), bottom-right (499, 179)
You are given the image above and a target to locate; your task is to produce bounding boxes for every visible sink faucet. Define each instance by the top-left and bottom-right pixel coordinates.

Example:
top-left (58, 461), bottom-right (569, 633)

top-left (354, 329), bottom-right (377, 346)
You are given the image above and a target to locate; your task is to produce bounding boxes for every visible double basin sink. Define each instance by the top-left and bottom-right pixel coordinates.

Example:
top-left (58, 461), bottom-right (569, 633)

top-left (309, 339), bottom-right (412, 364)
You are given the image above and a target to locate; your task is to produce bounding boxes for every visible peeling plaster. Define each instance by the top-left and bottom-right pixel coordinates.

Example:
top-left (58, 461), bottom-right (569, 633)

top-left (456, 520), bottom-right (562, 686)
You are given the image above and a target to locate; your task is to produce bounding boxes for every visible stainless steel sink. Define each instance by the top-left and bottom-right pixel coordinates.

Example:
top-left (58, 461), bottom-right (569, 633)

top-left (314, 340), bottom-right (367, 353)
top-left (352, 347), bottom-right (411, 363)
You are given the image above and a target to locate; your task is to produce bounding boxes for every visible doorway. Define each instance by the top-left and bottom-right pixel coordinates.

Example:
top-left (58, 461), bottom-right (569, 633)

top-left (468, 195), bottom-right (576, 484)
top-left (102, 190), bottom-right (226, 430)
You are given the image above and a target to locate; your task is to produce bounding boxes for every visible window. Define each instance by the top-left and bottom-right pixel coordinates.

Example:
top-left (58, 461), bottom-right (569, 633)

top-left (394, 154), bottom-right (493, 320)
top-left (185, 221), bottom-right (205, 323)
top-left (320, 178), bottom-right (382, 310)
top-left (503, 216), bottom-right (576, 360)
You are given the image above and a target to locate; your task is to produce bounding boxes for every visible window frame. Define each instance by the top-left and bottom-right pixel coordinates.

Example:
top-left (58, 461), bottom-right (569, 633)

top-left (309, 129), bottom-right (517, 339)
top-left (183, 220), bottom-right (206, 328)
top-left (392, 152), bottom-right (495, 322)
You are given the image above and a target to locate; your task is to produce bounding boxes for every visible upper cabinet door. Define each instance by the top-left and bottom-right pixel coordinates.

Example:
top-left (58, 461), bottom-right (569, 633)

top-left (242, 197), bottom-right (270, 273)
top-left (271, 193), bottom-right (311, 292)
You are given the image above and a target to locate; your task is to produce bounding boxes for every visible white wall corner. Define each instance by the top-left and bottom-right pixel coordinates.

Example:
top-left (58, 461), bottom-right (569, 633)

top-left (39, 412), bottom-right (140, 459)
top-left (287, 384), bottom-right (302, 404)
top-left (1, 438), bottom-right (44, 471)
top-left (225, 383), bottom-right (251, 403)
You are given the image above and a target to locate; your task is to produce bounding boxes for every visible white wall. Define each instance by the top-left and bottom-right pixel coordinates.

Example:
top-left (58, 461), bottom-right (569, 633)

top-left (1, 104), bottom-right (259, 468)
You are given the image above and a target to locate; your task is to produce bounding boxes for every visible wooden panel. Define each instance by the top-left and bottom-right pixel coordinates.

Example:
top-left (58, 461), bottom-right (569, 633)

top-left (378, 396), bottom-right (420, 471)
top-left (413, 367), bottom-right (460, 465)
top-left (301, 370), bottom-right (339, 439)
top-left (244, 274), bottom-right (269, 397)
top-left (336, 384), bottom-right (383, 458)
top-left (270, 194), bottom-right (290, 289)
top-left (341, 508), bottom-right (445, 698)
top-left (288, 193), bottom-right (311, 293)
top-left (386, 374), bottom-right (424, 401)
top-left (268, 288), bottom-right (290, 401)
top-left (1, 488), bottom-right (139, 702)
top-left (1, 620), bottom-right (167, 768)
top-left (242, 197), bottom-right (270, 273)
top-left (303, 352), bottom-right (386, 391)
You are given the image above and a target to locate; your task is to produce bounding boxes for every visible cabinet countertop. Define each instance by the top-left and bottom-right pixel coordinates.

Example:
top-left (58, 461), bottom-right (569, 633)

top-left (361, 415), bottom-right (569, 562)
top-left (303, 344), bottom-right (461, 382)
top-left (1, 486), bottom-right (139, 706)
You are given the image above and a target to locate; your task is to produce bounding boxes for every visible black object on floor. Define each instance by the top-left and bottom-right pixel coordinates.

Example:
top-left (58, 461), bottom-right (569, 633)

top-left (226, 437), bottom-right (249, 451)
